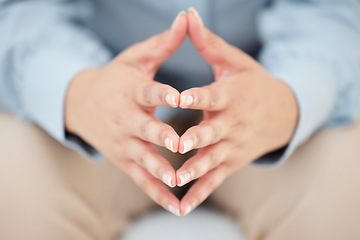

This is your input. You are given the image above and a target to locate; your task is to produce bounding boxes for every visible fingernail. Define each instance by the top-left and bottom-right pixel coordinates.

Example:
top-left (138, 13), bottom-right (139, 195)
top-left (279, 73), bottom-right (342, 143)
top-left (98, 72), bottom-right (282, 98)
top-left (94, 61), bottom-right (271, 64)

top-left (165, 138), bottom-right (175, 152)
top-left (188, 7), bottom-right (203, 26)
top-left (182, 205), bottom-right (193, 216)
top-left (180, 95), bottom-right (193, 107)
top-left (162, 173), bottom-right (172, 187)
top-left (179, 172), bottom-right (191, 187)
top-left (182, 139), bottom-right (194, 154)
top-left (165, 94), bottom-right (177, 107)
top-left (171, 11), bottom-right (186, 30)
top-left (168, 204), bottom-right (180, 216)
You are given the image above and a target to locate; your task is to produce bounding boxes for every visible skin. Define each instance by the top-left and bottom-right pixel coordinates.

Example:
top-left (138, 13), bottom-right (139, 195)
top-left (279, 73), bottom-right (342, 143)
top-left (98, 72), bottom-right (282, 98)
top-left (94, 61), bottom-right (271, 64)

top-left (65, 8), bottom-right (299, 217)
top-left (176, 8), bottom-right (299, 216)
top-left (65, 12), bottom-right (188, 216)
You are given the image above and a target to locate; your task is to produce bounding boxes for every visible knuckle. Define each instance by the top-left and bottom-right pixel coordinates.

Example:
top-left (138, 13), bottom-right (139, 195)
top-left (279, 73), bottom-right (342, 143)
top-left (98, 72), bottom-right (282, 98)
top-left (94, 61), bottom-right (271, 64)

top-left (198, 88), bottom-right (209, 107)
top-left (154, 34), bottom-right (172, 55)
top-left (128, 162), bottom-right (146, 185)
top-left (194, 132), bottom-right (205, 148)
top-left (154, 34), bottom-right (166, 48)
top-left (143, 84), bottom-right (154, 105)
top-left (162, 45), bottom-right (173, 56)
top-left (156, 168), bottom-right (164, 180)
top-left (113, 154), bottom-right (126, 169)
top-left (140, 119), bottom-right (154, 141)
top-left (205, 178), bottom-right (217, 191)
top-left (192, 159), bottom-right (207, 178)
top-left (208, 88), bottom-right (218, 109)
top-left (207, 32), bottom-right (220, 49)
top-left (209, 153), bottom-right (221, 168)
top-left (113, 114), bottom-right (123, 127)
top-left (195, 124), bottom-right (211, 146)
top-left (137, 176), bottom-right (148, 190)
top-left (211, 123), bottom-right (222, 141)
top-left (138, 151), bottom-right (149, 167)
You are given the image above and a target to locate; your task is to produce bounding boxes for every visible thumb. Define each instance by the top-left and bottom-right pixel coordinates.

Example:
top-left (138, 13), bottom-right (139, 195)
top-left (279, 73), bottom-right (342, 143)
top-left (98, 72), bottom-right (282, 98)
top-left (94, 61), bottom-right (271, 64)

top-left (187, 7), bottom-right (254, 72)
top-left (118, 11), bottom-right (187, 77)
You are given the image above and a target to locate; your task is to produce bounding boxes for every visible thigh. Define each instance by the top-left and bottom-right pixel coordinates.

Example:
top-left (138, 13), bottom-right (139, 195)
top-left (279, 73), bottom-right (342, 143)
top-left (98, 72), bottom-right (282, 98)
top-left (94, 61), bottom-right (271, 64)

top-left (211, 120), bottom-right (360, 240)
top-left (0, 113), bottom-right (155, 240)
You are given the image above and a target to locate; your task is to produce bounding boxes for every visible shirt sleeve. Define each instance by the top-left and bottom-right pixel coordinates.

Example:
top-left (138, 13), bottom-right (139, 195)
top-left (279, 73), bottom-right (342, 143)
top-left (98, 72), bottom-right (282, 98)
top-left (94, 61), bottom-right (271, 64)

top-left (0, 0), bottom-right (112, 160)
top-left (254, 0), bottom-right (360, 166)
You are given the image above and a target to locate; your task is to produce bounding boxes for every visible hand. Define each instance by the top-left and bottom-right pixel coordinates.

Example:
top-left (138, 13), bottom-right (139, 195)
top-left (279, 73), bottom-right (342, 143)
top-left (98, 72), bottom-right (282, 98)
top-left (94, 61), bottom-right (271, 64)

top-left (176, 8), bottom-right (299, 216)
top-left (64, 12), bottom-right (187, 216)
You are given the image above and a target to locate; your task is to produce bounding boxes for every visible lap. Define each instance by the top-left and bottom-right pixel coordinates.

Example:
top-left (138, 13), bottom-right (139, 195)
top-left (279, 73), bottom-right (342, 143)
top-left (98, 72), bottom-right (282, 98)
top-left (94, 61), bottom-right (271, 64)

top-left (0, 112), bottom-right (155, 240)
top-left (211, 120), bottom-right (360, 240)
top-left (3, 110), bottom-right (360, 239)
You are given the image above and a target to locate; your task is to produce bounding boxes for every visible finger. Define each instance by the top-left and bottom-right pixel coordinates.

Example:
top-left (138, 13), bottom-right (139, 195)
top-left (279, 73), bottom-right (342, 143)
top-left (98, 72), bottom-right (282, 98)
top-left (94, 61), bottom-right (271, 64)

top-left (135, 81), bottom-right (180, 108)
top-left (126, 161), bottom-right (181, 216)
top-left (176, 141), bottom-right (231, 187)
top-left (187, 7), bottom-right (254, 73)
top-left (179, 164), bottom-right (228, 216)
top-left (120, 11), bottom-right (187, 75)
top-left (132, 113), bottom-right (179, 153)
top-left (126, 139), bottom-right (176, 188)
top-left (179, 84), bottom-right (228, 110)
top-left (179, 119), bottom-right (228, 154)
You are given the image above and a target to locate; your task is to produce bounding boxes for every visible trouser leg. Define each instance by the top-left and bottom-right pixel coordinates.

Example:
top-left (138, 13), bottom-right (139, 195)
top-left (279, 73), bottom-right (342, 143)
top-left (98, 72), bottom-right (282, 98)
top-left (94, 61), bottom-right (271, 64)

top-left (0, 113), bottom-right (155, 240)
top-left (211, 120), bottom-right (360, 240)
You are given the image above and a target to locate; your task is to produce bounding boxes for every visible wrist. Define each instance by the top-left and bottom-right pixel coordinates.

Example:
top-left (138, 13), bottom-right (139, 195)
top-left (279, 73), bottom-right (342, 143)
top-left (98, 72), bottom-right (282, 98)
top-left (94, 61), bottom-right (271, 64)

top-left (276, 77), bottom-right (299, 146)
top-left (64, 68), bottom-right (99, 135)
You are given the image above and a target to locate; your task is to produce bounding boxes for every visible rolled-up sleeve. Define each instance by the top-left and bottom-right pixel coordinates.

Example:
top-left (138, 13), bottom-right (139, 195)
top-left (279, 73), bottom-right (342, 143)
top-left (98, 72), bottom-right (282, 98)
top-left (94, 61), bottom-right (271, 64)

top-left (0, 0), bottom-right (112, 159)
top-left (255, 0), bottom-right (360, 166)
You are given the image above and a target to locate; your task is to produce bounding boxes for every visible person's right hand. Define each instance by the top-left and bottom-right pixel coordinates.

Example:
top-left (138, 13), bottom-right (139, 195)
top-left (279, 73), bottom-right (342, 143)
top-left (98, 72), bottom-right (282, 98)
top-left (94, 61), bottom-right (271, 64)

top-left (64, 12), bottom-right (187, 216)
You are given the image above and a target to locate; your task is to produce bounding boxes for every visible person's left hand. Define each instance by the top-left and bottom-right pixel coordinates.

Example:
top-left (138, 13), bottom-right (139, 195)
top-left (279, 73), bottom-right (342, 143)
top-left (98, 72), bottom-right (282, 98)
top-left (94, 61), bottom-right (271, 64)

top-left (176, 8), bottom-right (299, 216)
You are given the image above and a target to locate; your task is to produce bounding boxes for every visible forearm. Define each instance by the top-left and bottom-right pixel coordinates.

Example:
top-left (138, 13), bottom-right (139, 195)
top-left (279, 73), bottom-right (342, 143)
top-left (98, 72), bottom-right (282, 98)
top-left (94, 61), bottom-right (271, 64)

top-left (255, 0), bottom-right (360, 166)
top-left (0, 0), bottom-right (112, 158)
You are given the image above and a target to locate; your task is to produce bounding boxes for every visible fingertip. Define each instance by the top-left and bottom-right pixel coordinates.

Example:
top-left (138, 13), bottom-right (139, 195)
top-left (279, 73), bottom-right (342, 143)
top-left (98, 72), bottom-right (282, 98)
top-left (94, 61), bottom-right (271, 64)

top-left (165, 94), bottom-right (177, 107)
top-left (164, 137), bottom-right (175, 152)
top-left (160, 167), bottom-right (176, 188)
top-left (177, 170), bottom-right (191, 187)
top-left (169, 168), bottom-right (177, 188)
top-left (168, 204), bottom-right (181, 216)
top-left (176, 172), bottom-right (181, 186)
top-left (180, 202), bottom-right (193, 216)
top-left (179, 138), bottom-right (194, 154)
top-left (179, 94), bottom-right (194, 108)
top-left (170, 177), bottom-right (176, 188)
top-left (187, 7), bottom-right (204, 46)
top-left (188, 7), bottom-right (203, 26)
top-left (171, 11), bottom-right (186, 31)
top-left (167, 196), bottom-right (181, 216)
top-left (161, 172), bottom-right (172, 187)
top-left (168, 10), bottom-right (187, 49)
top-left (164, 87), bottom-right (180, 108)
top-left (165, 131), bottom-right (180, 153)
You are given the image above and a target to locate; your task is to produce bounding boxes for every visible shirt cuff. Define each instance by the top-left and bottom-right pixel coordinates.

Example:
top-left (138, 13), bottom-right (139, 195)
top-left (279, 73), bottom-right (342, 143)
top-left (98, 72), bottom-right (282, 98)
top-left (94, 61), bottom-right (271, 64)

top-left (253, 49), bottom-right (337, 167)
top-left (19, 45), bottom-right (111, 160)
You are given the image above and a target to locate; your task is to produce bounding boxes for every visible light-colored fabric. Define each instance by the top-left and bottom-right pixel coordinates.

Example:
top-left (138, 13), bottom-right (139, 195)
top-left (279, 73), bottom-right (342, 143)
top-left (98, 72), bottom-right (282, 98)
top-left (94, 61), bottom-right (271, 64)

top-left (0, 0), bottom-right (359, 165)
top-left (211, 118), bottom-right (360, 240)
top-left (123, 208), bottom-right (245, 240)
top-left (2, 112), bottom-right (360, 239)
top-left (0, 113), bottom-right (155, 240)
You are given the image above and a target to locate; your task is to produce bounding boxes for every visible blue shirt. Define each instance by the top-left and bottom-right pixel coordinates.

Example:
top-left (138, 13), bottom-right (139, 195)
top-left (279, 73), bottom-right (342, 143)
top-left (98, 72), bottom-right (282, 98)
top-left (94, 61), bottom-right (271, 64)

top-left (0, 0), bottom-right (359, 166)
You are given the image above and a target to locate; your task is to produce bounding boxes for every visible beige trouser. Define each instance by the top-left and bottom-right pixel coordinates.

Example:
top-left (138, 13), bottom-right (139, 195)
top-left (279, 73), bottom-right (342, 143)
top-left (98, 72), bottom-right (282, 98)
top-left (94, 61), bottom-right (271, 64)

top-left (1, 112), bottom-right (360, 240)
